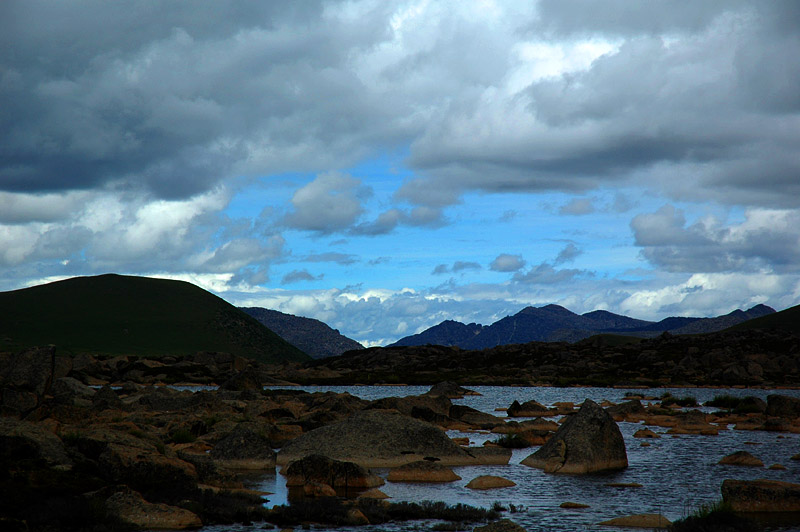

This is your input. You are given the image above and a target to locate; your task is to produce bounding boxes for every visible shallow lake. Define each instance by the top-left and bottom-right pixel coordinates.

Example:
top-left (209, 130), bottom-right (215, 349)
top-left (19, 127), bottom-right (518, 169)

top-left (202, 385), bottom-right (800, 532)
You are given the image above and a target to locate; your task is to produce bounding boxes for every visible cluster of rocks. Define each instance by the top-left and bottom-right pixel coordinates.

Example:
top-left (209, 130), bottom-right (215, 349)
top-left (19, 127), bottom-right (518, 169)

top-left (4, 343), bottom-right (800, 530)
top-left (286, 328), bottom-right (800, 386)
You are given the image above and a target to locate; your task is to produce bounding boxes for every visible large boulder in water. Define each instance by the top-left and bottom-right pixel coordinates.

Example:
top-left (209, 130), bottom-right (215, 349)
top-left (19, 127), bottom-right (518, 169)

top-left (277, 410), bottom-right (484, 467)
top-left (284, 454), bottom-right (384, 490)
top-left (520, 399), bottom-right (627, 474)
top-left (722, 479), bottom-right (800, 512)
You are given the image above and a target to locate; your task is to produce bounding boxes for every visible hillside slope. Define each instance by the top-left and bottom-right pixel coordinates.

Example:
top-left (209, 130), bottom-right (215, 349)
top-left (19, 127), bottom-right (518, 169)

top-left (0, 274), bottom-right (309, 363)
top-left (241, 307), bottom-right (363, 359)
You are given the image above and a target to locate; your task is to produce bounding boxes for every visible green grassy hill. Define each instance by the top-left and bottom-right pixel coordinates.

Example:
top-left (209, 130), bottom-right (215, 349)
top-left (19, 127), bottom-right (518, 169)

top-left (0, 274), bottom-right (309, 363)
top-left (727, 303), bottom-right (800, 335)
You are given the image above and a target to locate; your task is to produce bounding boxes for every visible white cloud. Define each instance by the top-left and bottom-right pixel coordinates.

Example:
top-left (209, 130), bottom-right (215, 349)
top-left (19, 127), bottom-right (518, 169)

top-left (284, 172), bottom-right (368, 233)
top-left (490, 253), bottom-right (526, 272)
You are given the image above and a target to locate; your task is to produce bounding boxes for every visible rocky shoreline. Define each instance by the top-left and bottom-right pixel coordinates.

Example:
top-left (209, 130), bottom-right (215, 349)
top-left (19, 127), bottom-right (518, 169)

top-left (3, 346), bottom-right (800, 531)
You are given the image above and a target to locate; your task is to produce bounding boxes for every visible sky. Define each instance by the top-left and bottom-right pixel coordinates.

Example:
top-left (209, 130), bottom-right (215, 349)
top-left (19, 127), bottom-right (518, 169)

top-left (2, 1), bottom-right (800, 347)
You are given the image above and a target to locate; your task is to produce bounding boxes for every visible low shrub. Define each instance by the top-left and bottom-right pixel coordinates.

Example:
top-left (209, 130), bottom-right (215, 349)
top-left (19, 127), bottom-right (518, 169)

top-left (662, 395), bottom-right (698, 407)
top-left (670, 500), bottom-right (759, 532)
top-left (492, 433), bottom-right (531, 449)
top-left (704, 394), bottom-right (740, 409)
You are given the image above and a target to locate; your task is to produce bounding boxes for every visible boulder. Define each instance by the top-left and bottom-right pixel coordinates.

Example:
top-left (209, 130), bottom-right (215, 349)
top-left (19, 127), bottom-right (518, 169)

top-left (521, 399), bottom-right (627, 474)
top-left (0, 417), bottom-right (72, 469)
top-left (0, 345), bottom-right (57, 415)
top-left (50, 377), bottom-right (96, 404)
top-left (92, 385), bottom-right (123, 411)
top-left (633, 429), bottom-right (660, 439)
top-left (358, 488), bottom-right (389, 499)
top-left (507, 399), bottom-right (549, 417)
top-left (387, 460), bottom-right (461, 483)
top-left (598, 514), bottom-right (672, 528)
top-left (766, 395), bottom-right (800, 419)
top-left (219, 366), bottom-right (263, 391)
top-left (101, 486), bottom-right (202, 529)
top-left (277, 410), bottom-right (482, 467)
top-left (722, 479), bottom-right (800, 512)
top-left (284, 454), bottom-right (384, 490)
top-left (474, 519), bottom-right (527, 532)
top-left (560, 502), bottom-right (590, 509)
top-left (366, 394), bottom-right (452, 419)
top-left (718, 451), bottom-right (764, 467)
top-left (210, 423), bottom-right (276, 469)
top-left (465, 475), bottom-right (516, 490)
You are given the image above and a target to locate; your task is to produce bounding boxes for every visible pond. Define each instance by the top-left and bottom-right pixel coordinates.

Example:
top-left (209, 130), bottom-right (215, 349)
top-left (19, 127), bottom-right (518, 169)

top-left (201, 385), bottom-right (800, 532)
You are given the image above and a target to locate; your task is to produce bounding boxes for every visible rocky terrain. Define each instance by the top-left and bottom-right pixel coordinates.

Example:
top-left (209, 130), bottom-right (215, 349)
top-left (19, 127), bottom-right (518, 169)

top-left (391, 303), bottom-right (775, 347)
top-left (295, 327), bottom-right (800, 387)
top-left (241, 307), bottom-right (363, 359)
top-left (3, 343), bottom-right (800, 530)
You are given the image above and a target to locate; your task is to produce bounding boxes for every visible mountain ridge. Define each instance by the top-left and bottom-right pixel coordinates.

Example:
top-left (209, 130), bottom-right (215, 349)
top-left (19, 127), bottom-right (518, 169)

top-left (389, 303), bottom-right (776, 348)
top-left (240, 307), bottom-right (363, 359)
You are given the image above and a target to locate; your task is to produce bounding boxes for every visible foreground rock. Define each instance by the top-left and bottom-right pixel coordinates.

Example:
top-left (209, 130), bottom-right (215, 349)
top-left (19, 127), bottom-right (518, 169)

top-left (277, 410), bottom-right (496, 467)
top-left (521, 399), bottom-right (627, 474)
top-left (100, 486), bottom-right (202, 530)
top-left (722, 479), bottom-right (800, 512)
top-left (598, 513), bottom-right (671, 528)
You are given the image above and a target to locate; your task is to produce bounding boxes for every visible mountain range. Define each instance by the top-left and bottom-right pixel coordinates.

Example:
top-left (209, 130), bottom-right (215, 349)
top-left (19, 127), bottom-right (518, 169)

top-left (241, 307), bottom-right (363, 359)
top-left (389, 303), bottom-right (776, 349)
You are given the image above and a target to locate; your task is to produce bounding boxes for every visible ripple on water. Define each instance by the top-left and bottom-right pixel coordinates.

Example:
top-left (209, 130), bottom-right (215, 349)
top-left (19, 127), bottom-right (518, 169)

top-left (210, 385), bottom-right (800, 532)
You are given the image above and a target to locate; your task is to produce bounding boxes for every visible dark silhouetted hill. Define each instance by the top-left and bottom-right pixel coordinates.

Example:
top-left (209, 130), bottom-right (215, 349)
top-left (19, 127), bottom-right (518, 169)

top-left (390, 320), bottom-right (484, 347)
top-left (241, 307), bottom-right (363, 359)
top-left (0, 274), bottom-right (309, 364)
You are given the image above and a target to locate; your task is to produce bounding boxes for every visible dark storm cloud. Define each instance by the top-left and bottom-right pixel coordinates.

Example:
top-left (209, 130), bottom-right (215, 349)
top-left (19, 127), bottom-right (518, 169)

top-left (0, 1), bottom-right (399, 199)
top-left (399, 3), bottom-right (800, 209)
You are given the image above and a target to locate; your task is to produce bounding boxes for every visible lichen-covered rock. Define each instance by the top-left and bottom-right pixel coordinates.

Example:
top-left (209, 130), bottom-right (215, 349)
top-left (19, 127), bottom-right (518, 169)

top-left (277, 410), bottom-right (480, 467)
top-left (521, 399), bottom-right (627, 474)
top-left (722, 479), bottom-right (800, 512)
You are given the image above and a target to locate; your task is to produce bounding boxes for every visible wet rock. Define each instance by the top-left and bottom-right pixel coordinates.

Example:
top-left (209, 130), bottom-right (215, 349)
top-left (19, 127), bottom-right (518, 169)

top-left (718, 451), bottom-right (764, 467)
top-left (100, 486), bottom-right (202, 529)
top-left (387, 460), bottom-right (461, 483)
top-left (722, 479), bottom-right (800, 512)
top-left (449, 405), bottom-right (504, 428)
top-left (465, 475), bottom-right (516, 490)
top-left (633, 429), bottom-right (660, 439)
top-left (521, 399), bottom-right (627, 474)
top-left (277, 410), bottom-right (480, 467)
top-left (358, 488), bottom-right (389, 499)
top-left (303, 481), bottom-right (336, 497)
top-left (284, 454), bottom-right (383, 490)
top-left (598, 513), bottom-right (672, 528)
top-left (210, 423), bottom-right (276, 469)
